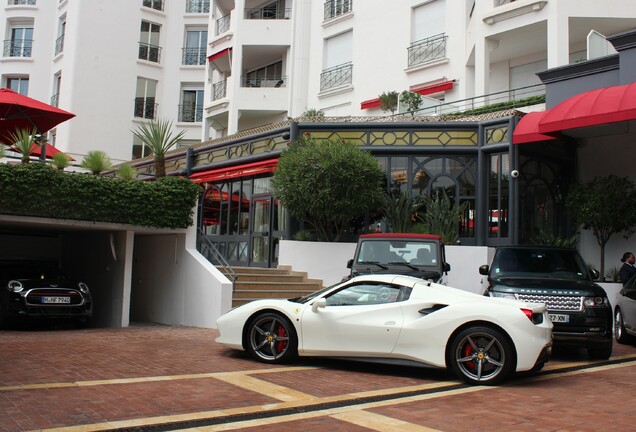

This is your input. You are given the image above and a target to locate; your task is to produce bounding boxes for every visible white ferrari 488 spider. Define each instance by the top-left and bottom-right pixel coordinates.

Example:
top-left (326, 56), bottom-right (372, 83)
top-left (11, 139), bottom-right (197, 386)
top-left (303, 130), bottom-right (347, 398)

top-left (216, 274), bottom-right (552, 385)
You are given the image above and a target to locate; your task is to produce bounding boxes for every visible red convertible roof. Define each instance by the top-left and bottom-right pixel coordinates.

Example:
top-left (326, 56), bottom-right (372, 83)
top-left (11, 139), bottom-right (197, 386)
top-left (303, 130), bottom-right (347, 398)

top-left (360, 233), bottom-right (442, 240)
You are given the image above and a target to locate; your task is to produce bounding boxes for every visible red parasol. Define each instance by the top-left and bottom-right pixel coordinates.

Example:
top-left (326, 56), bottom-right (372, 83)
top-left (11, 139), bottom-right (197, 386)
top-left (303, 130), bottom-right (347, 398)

top-left (0, 88), bottom-right (75, 144)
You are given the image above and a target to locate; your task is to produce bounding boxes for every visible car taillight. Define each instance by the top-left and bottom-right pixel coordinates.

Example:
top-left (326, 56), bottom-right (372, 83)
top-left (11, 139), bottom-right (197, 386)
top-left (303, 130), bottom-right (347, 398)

top-left (521, 308), bottom-right (544, 324)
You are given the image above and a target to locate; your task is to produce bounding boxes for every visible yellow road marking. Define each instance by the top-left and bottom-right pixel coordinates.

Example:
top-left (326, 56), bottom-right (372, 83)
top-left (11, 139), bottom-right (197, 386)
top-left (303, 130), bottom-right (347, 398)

top-left (331, 410), bottom-right (443, 432)
top-left (213, 372), bottom-right (318, 402)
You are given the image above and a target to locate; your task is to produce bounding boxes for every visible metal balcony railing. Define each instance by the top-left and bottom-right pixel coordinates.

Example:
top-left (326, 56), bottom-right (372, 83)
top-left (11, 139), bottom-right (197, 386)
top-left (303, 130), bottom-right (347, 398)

top-left (244, 7), bottom-right (291, 19)
top-left (134, 98), bottom-right (158, 119)
top-left (138, 42), bottom-right (161, 63)
top-left (50, 93), bottom-right (59, 107)
top-left (324, 0), bottom-right (352, 20)
top-left (54, 34), bottom-right (64, 55)
top-left (3, 39), bottom-right (32, 57)
top-left (320, 62), bottom-right (352, 92)
top-left (182, 47), bottom-right (206, 65)
top-left (394, 83), bottom-right (546, 118)
top-left (212, 80), bottom-right (227, 101)
top-left (241, 76), bottom-right (287, 88)
top-left (8, 0), bottom-right (36, 5)
top-left (407, 33), bottom-right (447, 68)
top-left (142, 0), bottom-right (163, 11)
top-left (494, 0), bottom-right (516, 6)
top-left (186, 0), bottom-right (209, 13)
top-left (216, 13), bottom-right (231, 35)
top-left (178, 104), bottom-right (203, 123)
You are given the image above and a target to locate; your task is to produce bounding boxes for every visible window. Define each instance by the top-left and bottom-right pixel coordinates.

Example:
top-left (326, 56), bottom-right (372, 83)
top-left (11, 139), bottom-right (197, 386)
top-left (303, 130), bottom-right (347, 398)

top-left (7, 77), bottom-right (28, 95)
top-left (320, 31), bottom-right (353, 91)
top-left (325, 283), bottom-right (407, 306)
top-left (186, 0), bottom-right (210, 13)
top-left (183, 29), bottom-right (207, 65)
top-left (324, 0), bottom-right (352, 20)
top-left (142, 0), bottom-right (163, 11)
top-left (5, 26), bottom-right (33, 57)
top-left (244, 61), bottom-right (283, 87)
top-left (132, 134), bottom-right (152, 160)
top-left (179, 88), bottom-right (204, 122)
top-left (51, 74), bottom-right (61, 107)
top-left (55, 19), bottom-right (66, 55)
top-left (409, 0), bottom-right (447, 67)
top-left (139, 21), bottom-right (161, 63)
top-left (8, 0), bottom-right (37, 5)
top-left (134, 77), bottom-right (157, 119)
top-left (489, 153), bottom-right (510, 238)
top-left (246, 0), bottom-right (286, 19)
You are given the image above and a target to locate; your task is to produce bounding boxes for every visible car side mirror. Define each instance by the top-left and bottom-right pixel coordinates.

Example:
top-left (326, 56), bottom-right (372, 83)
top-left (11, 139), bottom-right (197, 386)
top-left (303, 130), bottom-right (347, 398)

top-left (347, 259), bottom-right (353, 269)
top-left (443, 262), bottom-right (451, 272)
top-left (479, 265), bottom-right (490, 276)
top-left (589, 269), bottom-right (600, 280)
top-left (311, 298), bottom-right (327, 312)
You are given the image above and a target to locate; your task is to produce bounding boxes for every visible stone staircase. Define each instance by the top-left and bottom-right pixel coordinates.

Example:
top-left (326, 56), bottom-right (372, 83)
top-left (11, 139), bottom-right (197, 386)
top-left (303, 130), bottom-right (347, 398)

top-left (222, 266), bottom-right (324, 308)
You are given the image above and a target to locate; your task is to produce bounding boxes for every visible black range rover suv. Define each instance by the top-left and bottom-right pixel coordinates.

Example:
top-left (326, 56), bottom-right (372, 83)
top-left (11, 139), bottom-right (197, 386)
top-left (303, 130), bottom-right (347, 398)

top-left (480, 246), bottom-right (612, 359)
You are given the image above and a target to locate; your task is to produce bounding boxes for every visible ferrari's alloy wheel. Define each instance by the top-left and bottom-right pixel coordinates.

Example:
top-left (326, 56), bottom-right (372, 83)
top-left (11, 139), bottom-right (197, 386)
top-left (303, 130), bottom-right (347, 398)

top-left (615, 308), bottom-right (631, 344)
top-left (449, 326), bottom-right (513, 385)
top-left (247, 313), bottom-right (298, 363)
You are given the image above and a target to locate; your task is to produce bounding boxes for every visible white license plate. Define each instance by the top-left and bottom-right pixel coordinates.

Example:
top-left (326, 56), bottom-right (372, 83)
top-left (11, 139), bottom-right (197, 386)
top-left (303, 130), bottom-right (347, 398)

top-left (549, 313), bottom-right (569, 323)
top-left (42, 296), bottom-right (71, 304)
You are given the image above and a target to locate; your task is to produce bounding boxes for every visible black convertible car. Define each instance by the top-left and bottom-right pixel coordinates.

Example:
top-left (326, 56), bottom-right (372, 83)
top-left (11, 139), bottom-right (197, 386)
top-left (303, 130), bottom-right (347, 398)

top-left (0, 260), bottom-right (92, 328)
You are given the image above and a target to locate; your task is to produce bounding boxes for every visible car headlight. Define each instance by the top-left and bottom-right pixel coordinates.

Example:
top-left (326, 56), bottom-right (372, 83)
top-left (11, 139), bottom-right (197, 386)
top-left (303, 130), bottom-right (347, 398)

top-left (491, 291), bottom-right (517, 300)
top-left (584, 296), bottom-right (608, 308)
top-left (78, 282), bottom-right (90, 294)
top-left (7, 280), bottom-right (23, 293)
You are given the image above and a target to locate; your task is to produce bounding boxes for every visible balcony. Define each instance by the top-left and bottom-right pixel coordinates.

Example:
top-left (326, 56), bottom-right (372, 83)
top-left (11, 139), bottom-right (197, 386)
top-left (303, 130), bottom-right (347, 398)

top-left (50, 93), bottom-right (59, 108)
top-left (142, 0), bottom-right (163, 11)
top-left (244, 7), bottom-right (291, 19)
top-left (407, 33), bottom-right (447, 68)
top-left (182, 47), bottom-right (206, 66)
top-left (241, 76), bottom-right (287, 88)
top-left (324, 0), bottom-right (352, 20)
top-left (2, 40), bottom-right (32, 58)
top-left (320, 62), bottom-right (352, 92)
top-left (212, 79), bottom-right (227, 101)
top-left (134, 98), bottom-right (158, 119)
top-left (54, 34), bottom-right (64, 56)
top-left (7, 0), bottom-right (36, 5)
top-left (186, 0), bottom-right (209, 13)
top-left (138, 42), bottom-right (161, 63)
top-left (216, 13), bottom-right (231, 36)
top-left (178, 104), bottom-right (203, 123)
top-left (494, 0), bottom-right (515, 5)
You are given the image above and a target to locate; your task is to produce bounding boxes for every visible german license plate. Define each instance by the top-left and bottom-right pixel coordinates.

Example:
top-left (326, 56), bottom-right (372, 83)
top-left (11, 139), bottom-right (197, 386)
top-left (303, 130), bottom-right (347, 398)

top-left (549, 313), bottom-right (569, 323)
top-left (42, 296), bottom-right (71, 304)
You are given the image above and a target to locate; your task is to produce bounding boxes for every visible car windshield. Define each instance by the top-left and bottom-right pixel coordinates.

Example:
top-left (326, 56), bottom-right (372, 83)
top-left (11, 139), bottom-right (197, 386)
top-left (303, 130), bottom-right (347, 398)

top-left (357, 240), bottom-right (438, 266)
top-left (491, 248), bottom-right (589, 280)
top-left (0, 261), bottom-right (65, 281)
top-left (290, 281), bottom-right (343, 304)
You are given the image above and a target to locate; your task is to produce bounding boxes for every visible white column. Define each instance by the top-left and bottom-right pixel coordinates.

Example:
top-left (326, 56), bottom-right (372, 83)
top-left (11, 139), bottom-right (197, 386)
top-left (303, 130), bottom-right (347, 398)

top-left (475, 37), bottom-right (498, 103)
top-left (547, 9), bottom-right (569, 67)
top-left (288, 0), bottom-right (312, 117)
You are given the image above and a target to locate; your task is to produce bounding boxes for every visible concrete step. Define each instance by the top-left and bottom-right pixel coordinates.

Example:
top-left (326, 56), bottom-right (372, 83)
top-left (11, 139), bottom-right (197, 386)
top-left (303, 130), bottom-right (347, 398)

top-left (231, 273), bottom-right (308, 283)
top-left (233, 280), bottom-right (322, 291)
top-left (232, 289), bottom-right (315, 299)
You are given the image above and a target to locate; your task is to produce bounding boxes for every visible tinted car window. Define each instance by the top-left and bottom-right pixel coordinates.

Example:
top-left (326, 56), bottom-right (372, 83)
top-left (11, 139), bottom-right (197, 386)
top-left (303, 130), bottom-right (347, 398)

top-left (491, 248), bottom-right (589, 280)
top-left (326, 283), bottom-right (404, 306)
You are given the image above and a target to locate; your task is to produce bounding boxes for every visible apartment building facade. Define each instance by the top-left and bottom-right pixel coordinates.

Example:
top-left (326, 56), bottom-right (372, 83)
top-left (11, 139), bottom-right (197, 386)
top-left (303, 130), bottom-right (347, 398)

top-left (1, 0), bottom-right (210, 163)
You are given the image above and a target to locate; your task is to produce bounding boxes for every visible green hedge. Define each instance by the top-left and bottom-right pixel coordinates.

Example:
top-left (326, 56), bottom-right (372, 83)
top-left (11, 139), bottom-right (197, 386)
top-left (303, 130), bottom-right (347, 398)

top-left (0, 163), bottom-right (200, 229)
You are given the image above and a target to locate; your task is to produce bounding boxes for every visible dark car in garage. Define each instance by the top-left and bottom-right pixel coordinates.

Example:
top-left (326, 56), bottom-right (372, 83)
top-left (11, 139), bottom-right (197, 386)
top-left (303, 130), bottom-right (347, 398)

top-left (0, 260), bottom-right (92, 328)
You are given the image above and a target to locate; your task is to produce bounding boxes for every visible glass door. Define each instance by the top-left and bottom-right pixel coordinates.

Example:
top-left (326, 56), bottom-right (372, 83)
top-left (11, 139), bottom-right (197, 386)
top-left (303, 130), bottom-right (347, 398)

top-left (250, 195), bottom-right (272, 267)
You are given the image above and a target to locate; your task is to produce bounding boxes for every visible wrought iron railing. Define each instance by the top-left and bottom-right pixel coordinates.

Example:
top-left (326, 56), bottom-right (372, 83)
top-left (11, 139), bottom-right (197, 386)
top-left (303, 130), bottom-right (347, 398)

top-left (134, 98), bottom-right (158, 119)
top-left (394, 83), bottom-right (546, 117)
top-left (8, 0), bottom-right (36, 5)
top-left (324, 0), bottom-right (352, 20)
top-left (197, 228), bottom-right (237, 284)
top-left (212, 79), bottom-right (227, 100)
top-left (178, 104), bottom-right (203, 122)
top-left (50, 93), bottom-right (59, 107)
top-left (216, 13), bottom-right (231, 35)
top-left (185, 0), bottom-right (209, 13)
top-left (3, 39), bottom-right (32, 57)
top-left (138, 42), bottom-right (161, 63)
top-left (408, 33), bottom-right (447, 68)
top-left (244, 7), bottom-right (291, 19)
top-left (142, 0), bottom-right (163, 11)
top-left (182, 47), bottom-right (206, 65)
top-left (320, 62), bottom-right (352, 92)
top-left (494, 0), bottom-right (516, 6)
top-left (241, 76), bottom-right (287, 88)
top-left (54, 34), bottom-right (64, 55)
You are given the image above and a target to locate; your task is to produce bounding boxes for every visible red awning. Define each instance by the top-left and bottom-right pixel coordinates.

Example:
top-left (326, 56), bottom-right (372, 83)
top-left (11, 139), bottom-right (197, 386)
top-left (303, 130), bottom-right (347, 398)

top-left (208, 48), bottom-right (232, 73)
top-left (538, 82), bottom-right (636, 134)
top-left (360, 98), bottom-right (381, 110)
top-left (410, 80), bottom-right (455, 96)
top-left (190, 158), bottom-right (278, 183)
top-left (208, 48), bottom-right (231, 62)
top-left (512, 111), bottom-right (558, 144)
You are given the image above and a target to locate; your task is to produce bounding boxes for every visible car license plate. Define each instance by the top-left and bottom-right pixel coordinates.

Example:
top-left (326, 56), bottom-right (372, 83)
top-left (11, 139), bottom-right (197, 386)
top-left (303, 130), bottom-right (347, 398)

top-left (42, 296), bottom-right (71, 304)
top-left (549, 313), bottom-right (569, 323)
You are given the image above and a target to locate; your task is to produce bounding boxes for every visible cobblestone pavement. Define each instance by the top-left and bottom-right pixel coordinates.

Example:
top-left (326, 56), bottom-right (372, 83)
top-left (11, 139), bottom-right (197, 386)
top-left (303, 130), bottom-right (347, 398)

top-left (1, 324), bottom-right (635, 432)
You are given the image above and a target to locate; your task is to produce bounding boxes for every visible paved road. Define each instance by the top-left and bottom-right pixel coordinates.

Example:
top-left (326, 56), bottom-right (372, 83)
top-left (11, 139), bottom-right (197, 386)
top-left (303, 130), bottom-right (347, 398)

top-left (1, 324), bottom-right (635, 432)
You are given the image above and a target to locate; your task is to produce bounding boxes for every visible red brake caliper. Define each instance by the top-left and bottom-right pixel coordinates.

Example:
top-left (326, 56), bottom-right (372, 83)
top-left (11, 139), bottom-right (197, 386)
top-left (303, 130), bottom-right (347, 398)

top-left (277, 325), bottom-right (287, 353)
top-left (463, 343), bottom-right (474, 369)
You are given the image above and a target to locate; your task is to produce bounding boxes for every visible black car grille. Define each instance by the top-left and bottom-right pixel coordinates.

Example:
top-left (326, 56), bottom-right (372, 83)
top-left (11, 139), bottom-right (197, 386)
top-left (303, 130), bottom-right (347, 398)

top-left (25, 289), bottom-right (84, 306)
top-left (515, 294), bottom-right (583, 312)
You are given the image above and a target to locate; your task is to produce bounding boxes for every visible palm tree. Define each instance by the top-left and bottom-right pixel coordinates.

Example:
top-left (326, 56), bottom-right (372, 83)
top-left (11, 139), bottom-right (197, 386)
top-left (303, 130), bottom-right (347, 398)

top-left (81, 150), bottom-right (112, 175)
top-left (132, 119), bottom-right (185, 178)
top-left (6, 128), bottom-right (38, 164)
